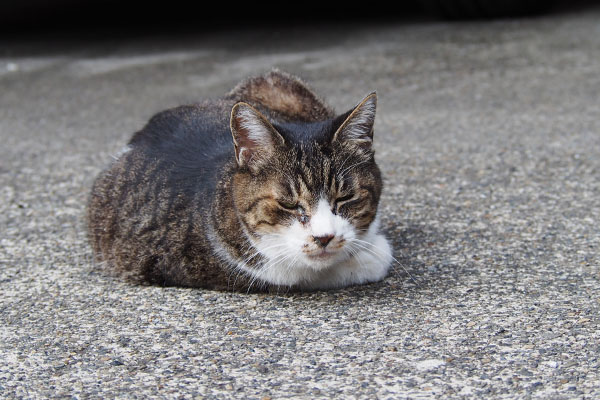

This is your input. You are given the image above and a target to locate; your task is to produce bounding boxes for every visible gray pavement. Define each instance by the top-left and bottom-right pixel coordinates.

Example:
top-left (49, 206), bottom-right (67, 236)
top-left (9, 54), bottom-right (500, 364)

top-left (1, 8), bottom-right (599, 399)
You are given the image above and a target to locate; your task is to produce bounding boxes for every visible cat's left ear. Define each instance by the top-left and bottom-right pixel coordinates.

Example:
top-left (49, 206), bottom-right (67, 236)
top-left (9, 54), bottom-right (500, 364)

top-left (332, 92), bottom-right (377, 150)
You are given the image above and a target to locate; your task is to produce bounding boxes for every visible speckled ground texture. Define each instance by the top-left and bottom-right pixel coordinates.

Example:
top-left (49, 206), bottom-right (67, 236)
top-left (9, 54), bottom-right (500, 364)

top-left (1, 8), bottom-right (599, 399)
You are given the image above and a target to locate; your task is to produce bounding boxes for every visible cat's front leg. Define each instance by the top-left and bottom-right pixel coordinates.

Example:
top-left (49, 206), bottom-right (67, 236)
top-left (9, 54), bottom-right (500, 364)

top-left (346, 232), bottom-right (393, 285)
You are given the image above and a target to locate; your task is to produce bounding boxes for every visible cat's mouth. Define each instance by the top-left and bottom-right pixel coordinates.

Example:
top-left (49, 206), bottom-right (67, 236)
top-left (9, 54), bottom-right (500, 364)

top-left (306, 248), bottom-right (340, 260)
top-left (309, 250), bottom-right (332, 259)
top-left (304, 239), bottom-right (347, 261)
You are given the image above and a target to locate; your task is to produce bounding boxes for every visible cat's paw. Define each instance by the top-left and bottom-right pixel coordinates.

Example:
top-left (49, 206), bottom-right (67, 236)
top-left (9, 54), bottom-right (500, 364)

top-left (349, 233), bottom-right (393, 284)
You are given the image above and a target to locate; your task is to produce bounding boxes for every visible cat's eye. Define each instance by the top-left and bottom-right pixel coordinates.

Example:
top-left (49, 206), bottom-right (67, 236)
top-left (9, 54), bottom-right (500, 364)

top-left (278, 201), bottom-right (309, 224)
top-left (278, 200), bottom-right (299, 210)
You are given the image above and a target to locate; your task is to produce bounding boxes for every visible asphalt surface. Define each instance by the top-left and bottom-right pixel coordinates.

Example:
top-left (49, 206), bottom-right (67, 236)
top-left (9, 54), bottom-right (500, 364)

top-left (1, 7), bottom-right (599, 399)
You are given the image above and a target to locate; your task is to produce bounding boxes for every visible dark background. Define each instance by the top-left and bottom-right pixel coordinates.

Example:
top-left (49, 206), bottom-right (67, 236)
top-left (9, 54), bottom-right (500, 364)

top-left (1, 0), bottom-right (598, 36)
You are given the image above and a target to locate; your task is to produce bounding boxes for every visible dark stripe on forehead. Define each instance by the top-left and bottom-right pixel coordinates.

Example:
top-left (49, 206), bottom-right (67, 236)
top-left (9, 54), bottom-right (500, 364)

top-left (281, 180), bottom-right (297, 198)
top-left (323, 159), bottom-right (335, 196)
top-left (296, 147), bottom-right (315, 192)
top-left (328, 170), bottom-right (338, 195)
top-left (294, 142), bottom-right (358, 200)
top-left (338, 172), bottom-right (355, 193)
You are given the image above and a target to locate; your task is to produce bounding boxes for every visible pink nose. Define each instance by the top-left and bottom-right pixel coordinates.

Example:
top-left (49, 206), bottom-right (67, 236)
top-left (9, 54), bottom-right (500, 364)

top-left (313, 234), bottom-right (334, 247)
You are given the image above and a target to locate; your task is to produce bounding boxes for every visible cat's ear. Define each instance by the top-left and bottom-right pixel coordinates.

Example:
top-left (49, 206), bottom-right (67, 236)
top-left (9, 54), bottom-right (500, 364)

top-left (230, 102), bottom-right (285, 169)
top-left (332, 92), bottom-right (377, 150)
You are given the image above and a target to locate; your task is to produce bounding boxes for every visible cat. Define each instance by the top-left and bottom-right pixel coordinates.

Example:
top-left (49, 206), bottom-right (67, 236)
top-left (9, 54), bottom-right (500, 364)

top-left (87, 69), bottom-right (392, 291)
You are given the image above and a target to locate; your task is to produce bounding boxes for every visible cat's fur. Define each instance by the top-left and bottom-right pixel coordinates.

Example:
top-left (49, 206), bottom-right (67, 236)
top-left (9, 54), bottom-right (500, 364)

top-left (87, 70), bottom-right (392, 291)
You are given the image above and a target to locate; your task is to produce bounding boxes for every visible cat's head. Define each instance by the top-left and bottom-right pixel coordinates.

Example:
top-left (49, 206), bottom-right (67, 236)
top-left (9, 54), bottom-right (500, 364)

top-left (229, 93), bottom-right (382, 285)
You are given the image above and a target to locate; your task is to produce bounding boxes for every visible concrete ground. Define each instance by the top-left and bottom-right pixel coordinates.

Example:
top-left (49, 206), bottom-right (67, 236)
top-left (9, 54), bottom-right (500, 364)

top-left (1, 6), bottom-right (599, 399)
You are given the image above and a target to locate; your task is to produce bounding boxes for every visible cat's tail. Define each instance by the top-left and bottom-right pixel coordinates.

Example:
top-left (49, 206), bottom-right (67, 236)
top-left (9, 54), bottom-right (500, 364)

top-left (226, 68), bottom-right (335, 123)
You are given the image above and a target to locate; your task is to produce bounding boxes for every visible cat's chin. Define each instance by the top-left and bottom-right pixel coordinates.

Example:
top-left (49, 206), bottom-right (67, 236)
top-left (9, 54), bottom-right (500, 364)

top-left (302, 249), bottom-right (349, 270)
top-left (307, 250), bottom-right (336, 260)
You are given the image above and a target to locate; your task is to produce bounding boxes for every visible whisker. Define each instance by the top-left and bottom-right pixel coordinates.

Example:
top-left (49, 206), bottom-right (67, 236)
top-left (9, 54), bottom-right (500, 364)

top-left (348, 239), bottom-right (420, 285)
top-left (231, 249), bottom-right (263, 289)
top-left (336, 152), bottom-right (356, 176)
top-left (339, 158), bottom-right (371, 179)
top-left (246, 250), bottom-right (291, 293)
top-left (345, 244), bottom-right (366, 271)
top-left (347, 241), bottom-right (403, 280)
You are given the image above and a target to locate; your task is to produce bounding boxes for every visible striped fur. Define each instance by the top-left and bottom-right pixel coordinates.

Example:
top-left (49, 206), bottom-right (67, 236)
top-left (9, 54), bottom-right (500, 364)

top-left (87, 70), bottom-right (391, 291)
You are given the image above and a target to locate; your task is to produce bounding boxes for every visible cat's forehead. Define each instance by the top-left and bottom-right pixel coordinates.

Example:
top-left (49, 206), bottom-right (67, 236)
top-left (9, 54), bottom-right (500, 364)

top-left (274, 149), bottom-right (352, 199)
top-left (274, 118), bottom-right (338, 145)
top-left (265, 116), bottom-right (370, 198)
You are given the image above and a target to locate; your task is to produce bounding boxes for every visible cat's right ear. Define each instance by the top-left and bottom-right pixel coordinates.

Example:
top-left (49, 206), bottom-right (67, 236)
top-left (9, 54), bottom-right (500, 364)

top-left (332, 92), bottom-right (377, 153)
top-left (230, 102), bottom-right (285, 170)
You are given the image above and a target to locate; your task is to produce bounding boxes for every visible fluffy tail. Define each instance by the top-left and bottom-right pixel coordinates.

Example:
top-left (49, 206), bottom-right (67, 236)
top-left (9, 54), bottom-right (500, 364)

top-left (226, 69), bottom-right (335, 122)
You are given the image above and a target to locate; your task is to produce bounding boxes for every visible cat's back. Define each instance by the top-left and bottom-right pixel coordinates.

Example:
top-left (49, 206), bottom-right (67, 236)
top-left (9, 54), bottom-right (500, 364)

top-left (128, 99), bottom-right (234, 164)
top-left (127, 68), bottom-right (335, 158)
top-left (87, 99), bottom-right (238, 283)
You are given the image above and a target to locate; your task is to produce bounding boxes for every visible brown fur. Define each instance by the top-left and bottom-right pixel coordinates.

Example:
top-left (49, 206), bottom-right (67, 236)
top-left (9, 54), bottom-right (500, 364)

top-left (226, 69), bottom-right (335, 122)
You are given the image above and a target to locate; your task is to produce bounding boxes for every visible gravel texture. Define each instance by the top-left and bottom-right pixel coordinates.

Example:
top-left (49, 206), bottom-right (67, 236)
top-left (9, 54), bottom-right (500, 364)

top-left (1, 8), bottom-right (599, 399)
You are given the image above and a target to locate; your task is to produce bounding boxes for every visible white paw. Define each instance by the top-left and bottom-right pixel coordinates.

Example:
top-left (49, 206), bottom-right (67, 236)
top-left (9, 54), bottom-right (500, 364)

top-left (349, 233), bottom-right (393, 283)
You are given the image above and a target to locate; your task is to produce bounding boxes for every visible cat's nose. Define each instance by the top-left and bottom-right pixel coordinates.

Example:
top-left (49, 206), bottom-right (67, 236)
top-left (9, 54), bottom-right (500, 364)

top-left (313, 234), bottom-right (334, 248)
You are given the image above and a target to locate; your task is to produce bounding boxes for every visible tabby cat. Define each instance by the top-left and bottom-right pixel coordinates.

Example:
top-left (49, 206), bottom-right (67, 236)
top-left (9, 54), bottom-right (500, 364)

top-left (87, 70), bottom-right (392, 291)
